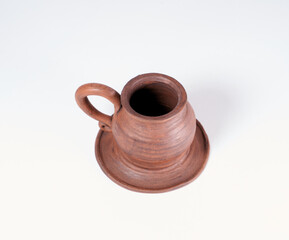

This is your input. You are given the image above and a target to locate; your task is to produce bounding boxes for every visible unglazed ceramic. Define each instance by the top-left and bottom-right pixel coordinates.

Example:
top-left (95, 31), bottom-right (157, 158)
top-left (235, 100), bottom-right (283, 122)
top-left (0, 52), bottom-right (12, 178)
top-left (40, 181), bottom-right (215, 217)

top-left (75, 73), bottom-right (209, 193)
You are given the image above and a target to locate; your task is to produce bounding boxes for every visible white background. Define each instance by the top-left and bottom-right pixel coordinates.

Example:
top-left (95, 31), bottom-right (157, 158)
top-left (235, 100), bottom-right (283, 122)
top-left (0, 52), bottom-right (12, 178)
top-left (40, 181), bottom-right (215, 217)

top-left (0, 0), bottom-right (289, 239)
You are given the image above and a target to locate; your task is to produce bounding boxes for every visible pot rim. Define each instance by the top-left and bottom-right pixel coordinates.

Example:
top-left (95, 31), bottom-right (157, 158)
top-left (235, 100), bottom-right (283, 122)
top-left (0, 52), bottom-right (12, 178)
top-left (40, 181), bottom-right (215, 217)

top-left (121, 73), bottom-right (187, 121)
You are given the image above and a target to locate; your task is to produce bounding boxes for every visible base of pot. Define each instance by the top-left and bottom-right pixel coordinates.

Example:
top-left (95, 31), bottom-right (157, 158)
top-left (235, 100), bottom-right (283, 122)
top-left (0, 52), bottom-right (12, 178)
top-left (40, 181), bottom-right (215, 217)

top-left (95, 120), bottom-right (210, 193)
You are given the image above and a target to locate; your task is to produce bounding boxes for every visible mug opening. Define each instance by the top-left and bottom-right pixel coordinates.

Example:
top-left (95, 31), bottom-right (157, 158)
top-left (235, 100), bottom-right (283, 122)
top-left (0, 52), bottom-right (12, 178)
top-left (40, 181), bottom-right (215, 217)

top-left (129, 83), bottom-right (178, 117)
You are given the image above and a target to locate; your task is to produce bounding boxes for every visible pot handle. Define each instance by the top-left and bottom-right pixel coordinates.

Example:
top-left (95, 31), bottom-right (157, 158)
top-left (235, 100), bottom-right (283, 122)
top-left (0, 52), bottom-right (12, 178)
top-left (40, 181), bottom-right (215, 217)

top-left (75, 83), bottom-right (121, 132)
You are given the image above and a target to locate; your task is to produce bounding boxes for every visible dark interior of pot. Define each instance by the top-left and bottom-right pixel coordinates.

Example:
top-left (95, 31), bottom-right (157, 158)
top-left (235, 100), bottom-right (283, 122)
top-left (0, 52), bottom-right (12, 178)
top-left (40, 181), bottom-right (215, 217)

top-left (129, 83), bottom-right (178, 117)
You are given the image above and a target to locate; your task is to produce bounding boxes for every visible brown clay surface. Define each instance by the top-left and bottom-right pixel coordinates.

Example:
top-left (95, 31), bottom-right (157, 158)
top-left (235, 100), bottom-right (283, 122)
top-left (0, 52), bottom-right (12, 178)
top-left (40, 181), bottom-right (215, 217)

top-left (95, 120), bottom-right (209, 193)
top-left (75, 73), bottom-right (210, 193)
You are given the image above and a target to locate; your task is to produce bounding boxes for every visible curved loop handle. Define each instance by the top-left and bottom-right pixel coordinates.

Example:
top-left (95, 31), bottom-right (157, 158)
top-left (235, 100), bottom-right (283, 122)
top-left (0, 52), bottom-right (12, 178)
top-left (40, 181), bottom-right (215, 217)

top-left (75, 83), bottom-right (121, 132)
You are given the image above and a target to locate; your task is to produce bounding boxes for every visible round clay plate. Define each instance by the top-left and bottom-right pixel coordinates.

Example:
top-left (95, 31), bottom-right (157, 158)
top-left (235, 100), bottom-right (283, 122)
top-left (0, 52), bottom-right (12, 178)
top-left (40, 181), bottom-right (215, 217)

top-left (95, 120), bottom-right (210, 193)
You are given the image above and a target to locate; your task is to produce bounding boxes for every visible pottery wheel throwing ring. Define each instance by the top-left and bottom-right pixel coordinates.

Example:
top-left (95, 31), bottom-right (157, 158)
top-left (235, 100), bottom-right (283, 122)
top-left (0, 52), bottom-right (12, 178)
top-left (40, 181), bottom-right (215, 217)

top-left (75, 73), bottom-right (210, 193)
top-left (95, 120), bottom-right (209, 193)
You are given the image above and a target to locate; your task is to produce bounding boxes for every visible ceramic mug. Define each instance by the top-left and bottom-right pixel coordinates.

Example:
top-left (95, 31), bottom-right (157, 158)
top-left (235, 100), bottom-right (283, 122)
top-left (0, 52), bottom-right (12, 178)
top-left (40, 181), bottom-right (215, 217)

top-left (75, 73), bottom-right (209, 193)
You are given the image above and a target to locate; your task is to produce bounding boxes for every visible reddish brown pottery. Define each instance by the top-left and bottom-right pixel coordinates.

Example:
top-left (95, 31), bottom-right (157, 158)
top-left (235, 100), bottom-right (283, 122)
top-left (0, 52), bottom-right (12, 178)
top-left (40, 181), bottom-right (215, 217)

top-left (75, 73), bottom-right (210, 193)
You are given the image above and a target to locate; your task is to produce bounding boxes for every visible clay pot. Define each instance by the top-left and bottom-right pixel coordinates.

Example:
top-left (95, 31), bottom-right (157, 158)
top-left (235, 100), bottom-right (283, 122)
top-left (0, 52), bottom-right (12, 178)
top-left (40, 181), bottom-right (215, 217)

top-left (75, 73), bottom-right (209, 193)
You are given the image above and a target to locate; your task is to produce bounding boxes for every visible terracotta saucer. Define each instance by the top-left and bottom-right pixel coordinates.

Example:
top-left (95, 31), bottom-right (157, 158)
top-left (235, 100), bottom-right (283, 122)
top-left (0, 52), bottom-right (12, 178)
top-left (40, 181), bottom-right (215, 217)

top-left (95, 120), bottom-right (210, 193)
